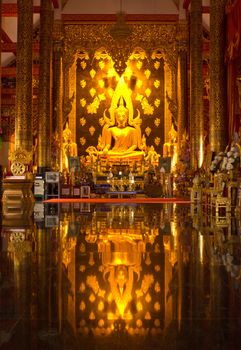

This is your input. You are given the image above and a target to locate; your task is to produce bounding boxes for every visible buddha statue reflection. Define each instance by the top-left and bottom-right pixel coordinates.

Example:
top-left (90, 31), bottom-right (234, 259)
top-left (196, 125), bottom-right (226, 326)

top-left (99, 96), bottom-right (144, 159)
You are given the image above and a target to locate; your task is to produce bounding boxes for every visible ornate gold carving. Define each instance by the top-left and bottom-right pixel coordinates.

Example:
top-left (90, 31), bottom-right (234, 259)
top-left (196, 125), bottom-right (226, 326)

top-left (209, 0), bottom-right (228, 152)
top-left (15, 0), bottom-right (33, 152)
top-left (9, 147), bottom-right (32, 175)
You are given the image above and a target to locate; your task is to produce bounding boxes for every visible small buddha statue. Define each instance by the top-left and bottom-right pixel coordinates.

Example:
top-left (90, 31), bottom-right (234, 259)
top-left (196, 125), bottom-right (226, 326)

top-left (63, 122), bottom-right (78, 170)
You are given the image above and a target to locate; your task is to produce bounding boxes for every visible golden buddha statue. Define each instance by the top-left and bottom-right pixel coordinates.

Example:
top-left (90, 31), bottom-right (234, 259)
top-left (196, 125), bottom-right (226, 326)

top-left (98, 77), bottom-right (145, 160)
top-left (62, 122), bottom-right (78, 170)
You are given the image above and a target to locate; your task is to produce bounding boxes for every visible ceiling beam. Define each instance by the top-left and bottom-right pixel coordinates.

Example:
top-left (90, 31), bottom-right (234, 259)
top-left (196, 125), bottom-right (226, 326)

top-left (1, 29), bottom-right (12, 43)
top-left (2, 66), bottom-right (39, 77)
top-left (62, 13), bottom-right (179, 22)
top-left (2, 4), bottom-right (40, 17)
top-left (2, 42), bottom-right (39, 53)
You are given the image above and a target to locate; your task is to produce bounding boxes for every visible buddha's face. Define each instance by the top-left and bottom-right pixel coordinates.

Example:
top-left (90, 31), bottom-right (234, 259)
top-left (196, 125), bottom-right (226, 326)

top-left (115, 106), bottom-right (128, 128)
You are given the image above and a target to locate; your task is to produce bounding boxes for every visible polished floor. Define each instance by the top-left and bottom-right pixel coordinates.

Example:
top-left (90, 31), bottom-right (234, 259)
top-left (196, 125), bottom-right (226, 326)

top-left (1, 201), bottom-right (241, 350)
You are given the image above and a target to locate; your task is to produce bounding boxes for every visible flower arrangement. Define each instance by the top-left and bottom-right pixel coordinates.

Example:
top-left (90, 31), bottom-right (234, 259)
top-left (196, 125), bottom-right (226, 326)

top-left (210, 144), bottom-right (240, 173)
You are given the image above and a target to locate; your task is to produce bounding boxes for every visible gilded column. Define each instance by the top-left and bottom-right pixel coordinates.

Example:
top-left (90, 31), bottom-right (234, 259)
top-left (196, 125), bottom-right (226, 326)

top-left (209, 0), bottom-right (227, 153)
top-left (15, 0), bottom-right (33, 152)
top-left (176, 20), bottom-right (188, 153)
top-left (38, 0), bottom-right (53, 172)
top-left (190, 0), bottom-right (203, 169)
top-left (52, 20), bottom-right (64, 171)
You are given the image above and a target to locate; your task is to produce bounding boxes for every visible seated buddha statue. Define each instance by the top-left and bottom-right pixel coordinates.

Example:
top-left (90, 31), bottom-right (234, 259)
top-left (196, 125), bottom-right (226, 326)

top-left (98, 96), bottom-right (145, 160)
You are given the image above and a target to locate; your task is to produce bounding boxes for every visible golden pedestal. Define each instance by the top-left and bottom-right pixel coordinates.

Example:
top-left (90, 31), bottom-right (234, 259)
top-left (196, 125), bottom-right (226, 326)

top-left (2, 178), bottom-right (35, 218)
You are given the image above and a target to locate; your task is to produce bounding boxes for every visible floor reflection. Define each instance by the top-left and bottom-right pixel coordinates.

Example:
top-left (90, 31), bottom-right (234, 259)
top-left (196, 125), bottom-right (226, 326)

top-left (1, 202), bottom-right (241, 349)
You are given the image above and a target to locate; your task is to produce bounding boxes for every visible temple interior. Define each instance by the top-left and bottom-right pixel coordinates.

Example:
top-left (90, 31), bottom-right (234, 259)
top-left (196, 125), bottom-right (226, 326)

top-left (1, 0), bottom-right (241, 349)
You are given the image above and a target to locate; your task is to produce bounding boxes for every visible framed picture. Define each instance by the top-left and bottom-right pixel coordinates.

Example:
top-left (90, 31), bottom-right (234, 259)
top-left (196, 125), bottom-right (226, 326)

top-left (69, 156), bottom-right (80, 171)
top-left (45, 171), bottom-right (59, 183)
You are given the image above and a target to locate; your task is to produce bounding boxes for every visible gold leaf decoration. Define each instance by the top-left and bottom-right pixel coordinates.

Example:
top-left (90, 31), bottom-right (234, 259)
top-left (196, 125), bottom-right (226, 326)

top-left (80, 117), bottom-right (86, 126)
top-left (154, 137), bottom-right (161, 146)
top-left (135, 289), bottom-right (143, 298)
top-left (79, 265), bottom-right (86, 272)
top-left (80, 80), bottom-right (87, 88)
top-left (89, 312), bottom-right (95, 320)
top-left (136, 61), bottom-right (143, 70)
top-left (98, 301), bottom-right (104, 312)
top-left (79, 282), bottom-right (86, 293)
top-left (98, 93), bottom-right (106, 101)
top-left (80, 61), bottom-right (87, 70)
top-left (89, 293), bottom-right (96, 303)
top-left (155, 265), bottom-right (161, 272)
top-left (145, 88), bottom-right (151, 97)
top-left (79, 243), bottom-right (86, 253)
top-left (89, 251), bottom-right (95, 265)
top-left (79, 137), bottom-right (86, 146)
top-left (154, 118), bottom-right (160, 127)
top-left (98, 79), bottom-right (105, 88)
top-left (86, 275), bottom-right (100, 294)
top-left (90, 69), bottom-right (96, 79)
top-left (145, 312), bottom-right (151, 320)
top-left (99, 61), bottom-right (105, 70)
top-left (107, 68), bottom-right (116, 78)
top-left (154, 302), bottom-right (160, 311)
top-left (154, 282), bottom-right (161, 293)
top-left (154, 99), bottom-right (160, 108)
top-left (145, 127), bottom-right (152, 136)
top-left (98, 289), bottom-right (106, 298)
top-left (141, 274), bottom-right (154, 294)
top-left (145, 293), bottom-right (152, 303)
top-left (142, 98), bottom-right (154, 115)
top-left (154, 80), bottom-right (160, 88)
top-left (154, 61), bottom-right (160, 70)
top-left (137, 301), bottom-right (143, 311)
top-left (89, 88), bottom-right (96, 97)
top-left (136, 93), bottom-right (144, 102)
top-left (89, 126), bottom-right (96, 136)
top-left (79, 301), bottom-right (86, 311)
top-left (144, 69), bottom-right (151, 79)
top-left (80, 98), bottom-right (86, 107)
top-left (136, 319), bottom-right (142, 328)
top-left (87, 97), bottom-right (100, 114)
top-left (136, 79), bottom-right (143, 88)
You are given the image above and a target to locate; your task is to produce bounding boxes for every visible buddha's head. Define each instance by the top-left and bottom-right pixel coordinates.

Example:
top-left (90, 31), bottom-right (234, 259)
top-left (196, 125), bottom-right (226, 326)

top-left (115, 96), bottom-right (129, 128)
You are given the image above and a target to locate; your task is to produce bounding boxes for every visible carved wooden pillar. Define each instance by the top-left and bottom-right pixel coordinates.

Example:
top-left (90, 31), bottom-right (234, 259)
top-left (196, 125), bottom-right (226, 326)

top-left (190, 0), bottom-right (203, 169)
top-left (209, 0), bottom-right (227, 153)
top-left (37, 0), bottom-right (53, 172)
top-left (52, 20), bottom-right (64, 171)
top-left (0, 0), bottom-right (2, 134)
top-left (177, 20), bottom-right (188, 154)
top-left (15, 0), bottom-right (33, 153)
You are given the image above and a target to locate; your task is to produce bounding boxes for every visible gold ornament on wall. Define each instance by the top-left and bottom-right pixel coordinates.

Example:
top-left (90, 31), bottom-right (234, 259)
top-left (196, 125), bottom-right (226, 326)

top-left (145, 127), bottom-right (152, 136)
top-left (89, 126), bottom-right (96, 136)
top-left (80, 61), bottom-right (87, 70)
top-left (99, 61), bottom-right (105, 70)
top-left (154, 61), bottom-right (160, 70)
top-left (154, 118), bottom-right (161, 127)
top-left (87, 97), bottom-right (100, 114)
top-left (80, 117), bottom-right (86, 126)
top-left (80, 98), bottom-right (86, 107)
top-left (145, 88), bottom-right (151, 97)
top-left (154, 137), bottom-right (161, 146)
top-left (80, 80), bottom-right (87, 88)
top-left (90, 69), bottom-right (96, 79)
top-left (136, 61), bottom-right (143, 70)
top-left (154, 80), bottom-right (160, 88)
top-left (142, 98), bottom-right (154, 115)
top-left (144, 69), bottom-right (151, 79)
top-left (154, 99), bottom-right (160, 108)
top-left (89, 88), bottom-right (96, 97)
top-left (79, 137), bottom-right (86, 146)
